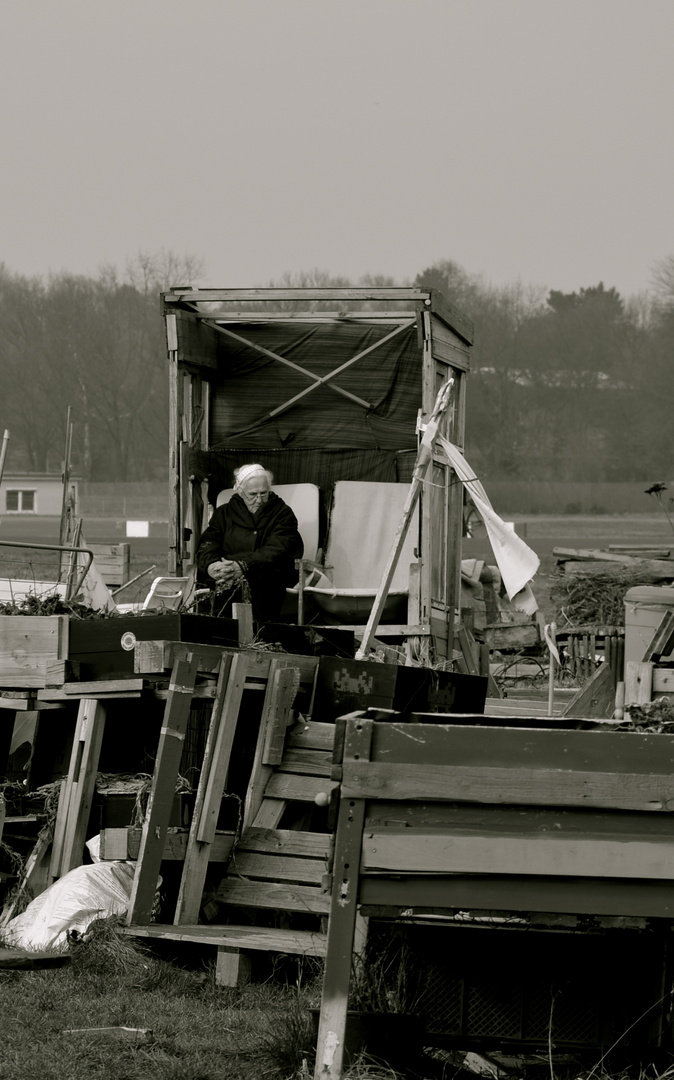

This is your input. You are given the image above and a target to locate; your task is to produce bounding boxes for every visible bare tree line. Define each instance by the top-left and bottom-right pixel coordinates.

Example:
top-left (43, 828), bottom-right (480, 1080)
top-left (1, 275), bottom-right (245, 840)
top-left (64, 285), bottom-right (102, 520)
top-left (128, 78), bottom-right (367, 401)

top-left (0, 253), bottom-right (672, 482)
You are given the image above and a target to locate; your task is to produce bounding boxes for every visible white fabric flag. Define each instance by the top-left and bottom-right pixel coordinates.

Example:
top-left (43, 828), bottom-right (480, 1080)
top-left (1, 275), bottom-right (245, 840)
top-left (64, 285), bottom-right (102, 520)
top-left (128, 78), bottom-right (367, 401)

top-left (437, 436), bottom-right (540, 615)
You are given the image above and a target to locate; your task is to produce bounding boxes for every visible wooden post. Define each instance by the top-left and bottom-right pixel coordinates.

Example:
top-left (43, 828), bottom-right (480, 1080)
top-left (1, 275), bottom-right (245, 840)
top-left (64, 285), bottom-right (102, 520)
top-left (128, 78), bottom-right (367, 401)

top-left (174, 652), bottom-right (248, 924)
top-left (356, 383), bottom-right (452, 661)
top-left (314, 719), bottom-right (372, 1080)
top-left (233, 602), bottom-right (254, 646)
top-left (127, 654), bottom-right (199, 925)
top-left (243, 660), bottom-right (301, 831)
top-left (50, 699), bottom-right (107, 880)
top-left (547, 622), bottom-right (557, 716)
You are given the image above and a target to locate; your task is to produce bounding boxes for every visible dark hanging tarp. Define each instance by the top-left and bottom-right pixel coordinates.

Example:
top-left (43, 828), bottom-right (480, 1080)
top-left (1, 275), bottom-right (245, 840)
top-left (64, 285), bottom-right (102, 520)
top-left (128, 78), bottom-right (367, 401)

top-left (208, 320), bottom-right (422, 451)
top-left (189, 447), bottom-right (417, 509)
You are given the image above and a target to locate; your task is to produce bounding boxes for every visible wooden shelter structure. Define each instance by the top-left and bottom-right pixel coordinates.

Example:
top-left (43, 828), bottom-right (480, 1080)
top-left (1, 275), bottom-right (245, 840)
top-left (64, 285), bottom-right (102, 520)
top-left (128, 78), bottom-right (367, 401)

top-left (162, 287), bottom-right (473, 659)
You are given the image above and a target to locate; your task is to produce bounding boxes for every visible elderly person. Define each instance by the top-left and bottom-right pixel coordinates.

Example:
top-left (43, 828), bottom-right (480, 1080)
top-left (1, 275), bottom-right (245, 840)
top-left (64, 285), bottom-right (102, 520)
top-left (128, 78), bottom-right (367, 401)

top-left (196, 464), bottom-right (303, 622)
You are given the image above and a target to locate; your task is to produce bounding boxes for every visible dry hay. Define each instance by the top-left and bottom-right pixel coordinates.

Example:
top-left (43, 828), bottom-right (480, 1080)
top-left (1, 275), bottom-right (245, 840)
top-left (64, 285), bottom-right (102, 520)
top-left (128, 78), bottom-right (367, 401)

top-left (550, 568), bottom-right (664, 628)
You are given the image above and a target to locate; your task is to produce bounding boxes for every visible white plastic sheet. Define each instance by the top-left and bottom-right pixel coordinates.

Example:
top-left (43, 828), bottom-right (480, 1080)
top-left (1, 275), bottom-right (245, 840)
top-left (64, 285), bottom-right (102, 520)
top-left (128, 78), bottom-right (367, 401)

top-left (4, 860), bottom-right (135, 951)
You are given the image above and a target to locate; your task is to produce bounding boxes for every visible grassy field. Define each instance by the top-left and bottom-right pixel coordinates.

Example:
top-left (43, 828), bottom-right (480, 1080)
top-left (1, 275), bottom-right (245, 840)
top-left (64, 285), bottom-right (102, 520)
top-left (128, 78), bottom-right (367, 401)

top-left (0, 922), bottom-right (326, 1080)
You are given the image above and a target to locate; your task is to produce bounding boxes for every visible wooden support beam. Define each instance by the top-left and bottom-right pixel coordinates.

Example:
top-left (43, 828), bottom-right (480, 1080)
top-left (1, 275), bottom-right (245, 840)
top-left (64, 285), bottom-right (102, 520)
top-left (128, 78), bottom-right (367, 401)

top-left (562, 659), bottom-right (615, 719)
top-left (625, 661), bottom-right (653, 708)
top-left (50, 699), bottom-right (107, 880)
top-left (314, 720), bottom-right (372, 1080)
top-left (642, 610), bottom-right (674, 662)
top-left (216, 946), bottom-right (251, 988)
top-left (126, 654), bottom-right (199, 925)
top-left (174, 653), bottom-right (247, 924)
top-left (243, 660), bottom-right (301, 831)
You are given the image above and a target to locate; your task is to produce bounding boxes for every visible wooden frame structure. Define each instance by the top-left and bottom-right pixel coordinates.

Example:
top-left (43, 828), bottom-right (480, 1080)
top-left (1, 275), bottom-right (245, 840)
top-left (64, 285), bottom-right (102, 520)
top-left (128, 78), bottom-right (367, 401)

top-left (315, 714), bottom-right (674, 1077)
top-left (162, 287), bottom-right (473, 659)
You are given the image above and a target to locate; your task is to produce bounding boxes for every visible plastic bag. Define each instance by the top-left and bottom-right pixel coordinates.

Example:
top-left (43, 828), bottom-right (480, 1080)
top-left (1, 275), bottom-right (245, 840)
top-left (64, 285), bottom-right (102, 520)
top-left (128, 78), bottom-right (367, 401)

top-left (4, 860), bottom-right (136, 951)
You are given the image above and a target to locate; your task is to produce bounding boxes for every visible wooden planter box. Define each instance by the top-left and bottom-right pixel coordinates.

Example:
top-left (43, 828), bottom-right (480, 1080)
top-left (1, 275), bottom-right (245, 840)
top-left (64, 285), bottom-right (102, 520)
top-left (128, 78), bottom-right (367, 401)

top-left (0, 615), bottom-right (69, 688)
top-left (312, 656), bottom-right (487, 721)
top-left (68, 613), bottom-right (239, 680)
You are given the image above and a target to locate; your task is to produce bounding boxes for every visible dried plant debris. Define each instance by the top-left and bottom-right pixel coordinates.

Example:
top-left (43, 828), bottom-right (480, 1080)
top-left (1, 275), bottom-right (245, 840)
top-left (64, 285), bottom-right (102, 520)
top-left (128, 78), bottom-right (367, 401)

top-left (551, 569), bottom-right (655, 628)
top-left (622, 696), bottom-right (674, 732)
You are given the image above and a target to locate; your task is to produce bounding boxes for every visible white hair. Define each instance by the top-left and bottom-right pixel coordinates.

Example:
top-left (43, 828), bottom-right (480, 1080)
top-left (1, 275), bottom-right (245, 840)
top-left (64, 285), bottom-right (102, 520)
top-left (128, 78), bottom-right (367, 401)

top-left (233, 463), bottom-right (273, 492)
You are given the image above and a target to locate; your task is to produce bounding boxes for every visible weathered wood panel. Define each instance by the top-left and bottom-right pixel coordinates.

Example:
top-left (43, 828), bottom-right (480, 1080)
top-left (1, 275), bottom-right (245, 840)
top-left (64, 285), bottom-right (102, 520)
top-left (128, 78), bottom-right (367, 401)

top-left (361, 827), bottom-right (674, 879)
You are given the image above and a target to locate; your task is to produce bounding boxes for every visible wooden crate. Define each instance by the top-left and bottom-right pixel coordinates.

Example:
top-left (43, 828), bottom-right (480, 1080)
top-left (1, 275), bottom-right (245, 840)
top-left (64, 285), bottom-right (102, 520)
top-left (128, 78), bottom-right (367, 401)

top-left (0, 615), bottom-right (69, 688)
top-left (89, 543), bottom-right (131, 587)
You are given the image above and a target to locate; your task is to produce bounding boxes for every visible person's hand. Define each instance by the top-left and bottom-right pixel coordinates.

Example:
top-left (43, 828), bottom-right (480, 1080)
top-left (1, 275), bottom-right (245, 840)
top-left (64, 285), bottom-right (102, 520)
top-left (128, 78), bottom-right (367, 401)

top-left (209, 560), bottom-right (244, 586)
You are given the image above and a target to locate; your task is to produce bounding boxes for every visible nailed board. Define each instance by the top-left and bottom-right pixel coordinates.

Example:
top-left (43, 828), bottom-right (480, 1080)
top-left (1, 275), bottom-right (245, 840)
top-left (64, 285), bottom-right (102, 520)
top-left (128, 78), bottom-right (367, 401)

top-left (123, 923), bottom-right (327, 955)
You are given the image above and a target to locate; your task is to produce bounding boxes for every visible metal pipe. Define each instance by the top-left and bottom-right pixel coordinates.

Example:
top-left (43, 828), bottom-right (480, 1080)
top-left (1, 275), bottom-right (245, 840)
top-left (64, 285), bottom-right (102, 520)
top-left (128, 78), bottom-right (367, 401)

top-left (111, 564), bottom-right (157, 597)
top-left (0, 540), bottom-right (93, 600)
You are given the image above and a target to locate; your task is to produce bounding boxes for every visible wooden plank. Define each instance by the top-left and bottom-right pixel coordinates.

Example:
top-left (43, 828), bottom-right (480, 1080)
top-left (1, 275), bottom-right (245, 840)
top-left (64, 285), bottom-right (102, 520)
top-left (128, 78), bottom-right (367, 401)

top-left (625, 661), bottom-right (653, 707)
top-left (251, 798), bottom-right (286, 829)
top-left (215, 880), bottom-right (330, 914)
top-left (167, 287), bottom-right (434, 303)
top-left (276, 749), bottom-right (332, 777)
top-left (242, 659), bottom-right (301, 830)
top-left (124, 922), bottom-right (327, 955)
top-left (365, 719), bottom-right (674, 774)
top-left (314, 717), bottom-right (371, 1080)
top-left (561, 660), bottom-right (615, 718)
top-left (100, 827), bottom-right (234, 862)
top-left (0, 695), bottom-right (35, 711)
top-left (0, 948), bottom-right (70, 971)
top-left (232, 602), bottom-right (254, 646)
top-left (364, 800), bottom-right (674, 838)
top-left (196, 652), bottom-right (248, 841)
top-left (287, 721), bottom-right (336, 752)
top-left (54, 700), bottom-right (107, 878)
top-left (357, 874), bottom-right (674, 919)
top-left (134, 639), bottom-right (319, 686)
top-left (360, 828), bottom-right (674, 879)
top-left (126, 654), bottom-right (199, 925)
top-left (653, 668), bottom-right (674, 694)
top-left (38, 689), bottom-right (142, 702)
top-left (642, 610), bottom-right (674, 661)
top-left (237, 828), bottom-right (331, 860)
top-left (554, 547), bottom-right (653, 564)
top-left (63, 679), bottom-right (146, 695)
top-left (263, 773), bottom-right (338, 803)
top-left (174, 654), bottom-right (234, 923)
top-left (216, 946), bottom-right (251, 988)
top-left (341, 760), bottom-right (674, 811)
top-left (564, 561), bottom-right (674, 580)
top-left (47, 780), bottom-right (67, 883)
top-left (262, 666), bottom-right (300, 765)
top-left (227, 852), bottom-right (325, 885)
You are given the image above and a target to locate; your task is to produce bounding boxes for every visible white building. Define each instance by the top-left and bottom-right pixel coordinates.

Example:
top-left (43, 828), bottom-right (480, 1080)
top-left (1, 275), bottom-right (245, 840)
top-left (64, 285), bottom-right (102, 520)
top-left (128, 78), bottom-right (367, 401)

top-left (0, 474), bottom-right (78, 516)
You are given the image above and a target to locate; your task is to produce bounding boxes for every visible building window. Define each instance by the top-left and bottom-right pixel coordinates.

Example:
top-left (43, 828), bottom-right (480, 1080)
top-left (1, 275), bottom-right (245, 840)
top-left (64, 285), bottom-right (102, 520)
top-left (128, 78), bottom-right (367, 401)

top-left (5, 490), bottom-right (36, 513)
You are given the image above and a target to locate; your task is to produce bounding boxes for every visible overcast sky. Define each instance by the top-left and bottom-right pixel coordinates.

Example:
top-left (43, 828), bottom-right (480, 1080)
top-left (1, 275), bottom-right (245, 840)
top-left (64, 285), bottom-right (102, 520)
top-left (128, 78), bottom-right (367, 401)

top-left (1, 0), bottom-right (672, 299)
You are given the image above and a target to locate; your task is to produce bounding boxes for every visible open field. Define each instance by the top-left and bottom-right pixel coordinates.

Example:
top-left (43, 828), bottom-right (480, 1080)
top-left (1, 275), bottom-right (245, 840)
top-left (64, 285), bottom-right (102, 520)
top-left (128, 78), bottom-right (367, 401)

top-left (2, 513), bottom-right (672, 611)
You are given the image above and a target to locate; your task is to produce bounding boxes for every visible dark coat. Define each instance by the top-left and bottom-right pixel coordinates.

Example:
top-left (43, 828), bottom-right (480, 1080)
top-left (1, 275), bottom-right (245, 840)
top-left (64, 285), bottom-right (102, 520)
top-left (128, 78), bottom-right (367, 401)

top-left (196, 491), bottom-right (303, 586)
